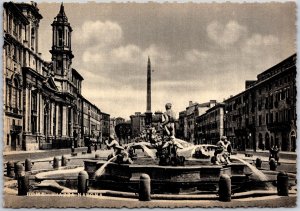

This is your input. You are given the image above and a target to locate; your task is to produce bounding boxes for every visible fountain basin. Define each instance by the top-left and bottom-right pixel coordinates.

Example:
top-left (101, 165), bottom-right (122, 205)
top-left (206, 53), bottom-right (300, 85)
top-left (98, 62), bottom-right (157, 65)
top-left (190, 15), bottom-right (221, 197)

top-left (84, 159), bottom-right (267, 194)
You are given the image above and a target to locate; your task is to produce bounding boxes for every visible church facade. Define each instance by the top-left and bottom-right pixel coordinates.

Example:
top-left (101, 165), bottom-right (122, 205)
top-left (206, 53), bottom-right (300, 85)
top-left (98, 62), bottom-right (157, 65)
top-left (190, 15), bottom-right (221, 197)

top-left (3, 2), bottom-right (106, 151)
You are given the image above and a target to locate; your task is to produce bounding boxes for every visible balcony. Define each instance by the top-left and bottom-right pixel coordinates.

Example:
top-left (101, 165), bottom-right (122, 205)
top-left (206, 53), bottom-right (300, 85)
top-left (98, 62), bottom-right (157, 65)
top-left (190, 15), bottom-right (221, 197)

top-left (5, 106), bottom-right (23, 118)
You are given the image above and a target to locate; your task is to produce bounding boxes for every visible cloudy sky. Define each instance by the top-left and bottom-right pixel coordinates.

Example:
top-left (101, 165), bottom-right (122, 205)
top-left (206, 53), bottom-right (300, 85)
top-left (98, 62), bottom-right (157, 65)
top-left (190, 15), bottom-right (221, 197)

top-left (37, 1), bottom-right (296, 119)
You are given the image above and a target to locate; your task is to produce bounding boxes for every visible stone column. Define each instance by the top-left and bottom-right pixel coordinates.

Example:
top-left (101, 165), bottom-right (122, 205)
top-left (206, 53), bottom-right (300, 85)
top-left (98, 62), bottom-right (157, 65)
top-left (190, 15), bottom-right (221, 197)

top-left (28, 87), bottom-right (32, 133)
top-left (40, 97), bottom-right (44, 135)
top-left (56, 104), bottom-right (59, 136)
top-left (50, 102), bottom-right (54, 136)
top-left (24, 87), bottom-right (29, 132)
top-left (36, 92), bottom-right (40, 133)
top-left (62, 106), bottom-right (67, 136)
top-left (70, 107), bottom-right (73, 137)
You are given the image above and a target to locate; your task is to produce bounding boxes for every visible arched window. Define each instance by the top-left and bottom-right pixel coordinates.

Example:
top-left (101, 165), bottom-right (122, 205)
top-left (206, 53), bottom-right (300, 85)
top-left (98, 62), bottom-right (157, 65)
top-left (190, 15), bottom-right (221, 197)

top-left (58, 28), bottom-right (63, 47)
top-left (12, 78), bottom-right (19, 109)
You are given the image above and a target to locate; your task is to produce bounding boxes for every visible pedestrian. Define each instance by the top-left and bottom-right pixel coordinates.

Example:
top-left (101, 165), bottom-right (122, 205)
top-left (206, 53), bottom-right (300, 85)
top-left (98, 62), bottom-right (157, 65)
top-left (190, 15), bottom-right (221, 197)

top-left (94, 143), bottom-right (98, 152)
top-left (273, 145), bottom-right (280, 163)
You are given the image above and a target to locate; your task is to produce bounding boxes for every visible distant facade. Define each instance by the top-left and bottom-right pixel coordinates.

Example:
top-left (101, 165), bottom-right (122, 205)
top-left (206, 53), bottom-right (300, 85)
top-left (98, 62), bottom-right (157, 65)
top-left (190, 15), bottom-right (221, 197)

top-left (115, 117), bottom-right (125, 126)
top-left (152, 111), bottom-right (163, 136)
top-left (178, 100), bottom-right (217, 143)
top-left (196, 103), bottom-right (225, 145)
top-left (130, 112), bottom-right (145, 138)
top-left (176, 111), bottom-right (186, 140)
top-left (109, 117), bottom-right (116, 135)
top-left (101, 112), bottom-right (110, 141)
top-left (224, 54), bottom-right (296, 152)
top-left (110, 117), bottom-right (125, 137)
top-left (3, 2), bottom-right (107, 151)
top-left (81, 97), bottom-right (101, 144)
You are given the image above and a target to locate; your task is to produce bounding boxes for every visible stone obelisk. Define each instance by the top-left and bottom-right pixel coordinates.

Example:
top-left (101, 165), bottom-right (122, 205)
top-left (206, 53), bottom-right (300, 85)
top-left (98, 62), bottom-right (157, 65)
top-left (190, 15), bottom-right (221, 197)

top-left (145, 56), bottom-right (152, 126)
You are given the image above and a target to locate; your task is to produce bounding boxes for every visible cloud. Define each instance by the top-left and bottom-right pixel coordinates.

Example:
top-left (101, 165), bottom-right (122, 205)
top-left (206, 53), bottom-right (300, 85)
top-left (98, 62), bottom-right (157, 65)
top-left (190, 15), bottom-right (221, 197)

top-left (73, 20), bottom-right (123, 48)
top-left (242, 34), bottom-right (279, 54)
top-left (206, 20), bottom-right (247, 47)
top-left (184, 49), bottom-right (210, 63)
top-left (74, 19), bottom-right (288, 118)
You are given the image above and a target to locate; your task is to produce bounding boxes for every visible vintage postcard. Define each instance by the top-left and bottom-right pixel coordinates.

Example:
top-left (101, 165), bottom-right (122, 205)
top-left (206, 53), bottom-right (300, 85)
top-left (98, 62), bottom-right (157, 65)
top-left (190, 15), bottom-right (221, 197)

top-left (2, 0), bottom-right (297, 208)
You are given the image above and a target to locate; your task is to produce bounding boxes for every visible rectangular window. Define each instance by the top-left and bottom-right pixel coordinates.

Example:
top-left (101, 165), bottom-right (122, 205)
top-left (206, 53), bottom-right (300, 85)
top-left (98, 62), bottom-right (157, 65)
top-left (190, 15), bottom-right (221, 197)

top-left (7, 134), bottom-right (9, 145)
top-left (31, 92), bottom-right (37, 112)
top-left (13, 20), bottom-right (17, 35)
top-left (270, 113), bottom-right (273, 123)
top-left (11, 87), bottom-right (17, 108)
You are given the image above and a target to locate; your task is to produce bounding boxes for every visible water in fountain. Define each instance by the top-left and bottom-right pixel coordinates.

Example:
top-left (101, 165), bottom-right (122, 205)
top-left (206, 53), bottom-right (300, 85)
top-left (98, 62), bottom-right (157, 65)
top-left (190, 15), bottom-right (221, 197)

top-left (95, 155), bottom-right (118, 179)
top-left (126, 142), bottom-right (157, 160)
top-left (138, 144), bottom-right (156, 160)
top-left (174, 138), bottom-right (193, 148)
top-left (231, 155), bottom-right (273, 189)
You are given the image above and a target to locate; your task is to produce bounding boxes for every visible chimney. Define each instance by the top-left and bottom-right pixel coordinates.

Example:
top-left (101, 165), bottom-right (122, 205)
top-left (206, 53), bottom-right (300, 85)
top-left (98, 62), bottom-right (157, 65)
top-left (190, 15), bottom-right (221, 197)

top-left (189, 101), bottom-right (193, 106)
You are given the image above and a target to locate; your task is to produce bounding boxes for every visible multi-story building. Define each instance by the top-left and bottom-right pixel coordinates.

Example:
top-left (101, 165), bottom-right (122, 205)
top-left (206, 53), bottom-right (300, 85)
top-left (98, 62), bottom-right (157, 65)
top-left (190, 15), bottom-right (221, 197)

top-left (196, 103), bottom-right (225, 145)
top-left (177, 111), bottom-right (186, 140)
top-left (109, 117), bottom-right (116, 135)
top-left (3, 2), bottom-right (107, 151)
top-left (179, 100), bottom-right (217, 143)
top-left (130, 112), bottom-right (145, 138)
top-left (224, 54), bottom-right (296, 152)
top-left (152, 111), bottom-right (163, 136)
top-left (101, 112), bottom-right (110, 141)
top-left (81, 97), bottom-right (101, 145)
top-left (3, 2), bottom-right (43, 151)
top-left (110, 117), bottom-right (125, 136)
top-left (115, 117), bottom-right (125, 125)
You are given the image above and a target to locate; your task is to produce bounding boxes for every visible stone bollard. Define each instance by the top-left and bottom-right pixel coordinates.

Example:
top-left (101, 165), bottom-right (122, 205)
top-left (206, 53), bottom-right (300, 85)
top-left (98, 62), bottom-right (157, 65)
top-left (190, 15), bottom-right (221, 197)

top-left (6, 161), bottom-right (15, 178)
top-left (14, 162), bottom-right (24, 180)
top-left (218, 174), bottom-right (231, 202)
top-left (95, 154), bottom-right (100, 159)
top-left (78, 171), bottom-right (89, 195)
top-left (53, 157), bottom-right (60, 169)
top-left (18, 174), bottom-right (29, 196)
top-left (255, 157), bottom-right (262, 169)
top-left (269, 158), bottom-right (277, 171)
top-left (277, 171), bottom-right (289, 196)
top-left (139, 174), bottom-right (151, 201)
top-left (25, 158), bottom-right (32, 172)
top-left (61, 155), bottom-right (67, 167)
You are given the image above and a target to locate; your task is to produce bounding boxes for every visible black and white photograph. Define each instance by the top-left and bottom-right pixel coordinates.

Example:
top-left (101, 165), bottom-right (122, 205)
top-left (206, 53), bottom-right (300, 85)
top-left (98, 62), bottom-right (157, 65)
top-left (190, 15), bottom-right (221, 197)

top-left (2, 0), bottom-right (297, 208)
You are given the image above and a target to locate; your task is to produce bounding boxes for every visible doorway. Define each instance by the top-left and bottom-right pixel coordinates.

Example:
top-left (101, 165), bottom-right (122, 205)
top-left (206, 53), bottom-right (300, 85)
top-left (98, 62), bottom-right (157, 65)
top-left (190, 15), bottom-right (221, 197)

top-left (11, 133), bottom-right (17, 151)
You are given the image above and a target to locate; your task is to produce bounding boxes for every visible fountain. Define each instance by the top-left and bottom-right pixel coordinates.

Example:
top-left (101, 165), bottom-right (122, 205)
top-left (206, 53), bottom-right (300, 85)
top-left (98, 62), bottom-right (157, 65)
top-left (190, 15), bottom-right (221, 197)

top-left (83, 136), bottom-right (275, 194)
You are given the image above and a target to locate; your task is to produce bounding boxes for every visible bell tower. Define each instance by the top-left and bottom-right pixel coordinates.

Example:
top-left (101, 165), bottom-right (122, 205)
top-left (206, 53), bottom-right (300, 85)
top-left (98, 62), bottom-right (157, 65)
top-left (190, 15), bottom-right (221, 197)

top-left (50, 3), bottom-right (74, 79)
